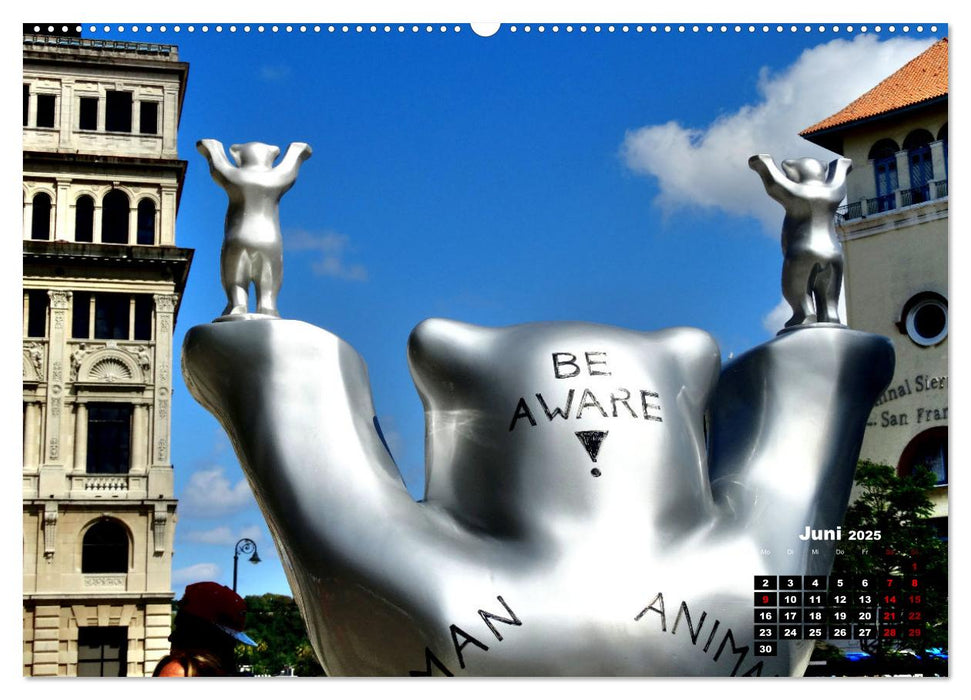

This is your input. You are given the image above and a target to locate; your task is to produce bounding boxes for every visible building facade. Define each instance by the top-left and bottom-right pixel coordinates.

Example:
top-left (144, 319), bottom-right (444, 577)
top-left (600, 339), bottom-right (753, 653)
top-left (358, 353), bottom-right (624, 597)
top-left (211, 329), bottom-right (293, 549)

top-left (23, 32), bottom-right (192, 676)
top-left (801, 38), bottom-right (948, 527)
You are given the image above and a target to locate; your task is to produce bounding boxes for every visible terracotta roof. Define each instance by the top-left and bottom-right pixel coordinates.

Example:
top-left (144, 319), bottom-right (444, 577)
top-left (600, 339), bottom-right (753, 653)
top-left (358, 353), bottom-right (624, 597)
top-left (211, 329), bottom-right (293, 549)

top-left (801, 38), bottom-right (948, 136)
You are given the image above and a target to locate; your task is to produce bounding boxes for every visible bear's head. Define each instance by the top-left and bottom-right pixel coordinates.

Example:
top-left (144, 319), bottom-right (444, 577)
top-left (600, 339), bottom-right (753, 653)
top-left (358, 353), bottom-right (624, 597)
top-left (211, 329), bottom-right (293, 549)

top-left (406, 318), bottom-right (722, 538)
top-left (230, 142), bottom-right (282, 170)
top-left (781, 157), bottom-right (827, 184)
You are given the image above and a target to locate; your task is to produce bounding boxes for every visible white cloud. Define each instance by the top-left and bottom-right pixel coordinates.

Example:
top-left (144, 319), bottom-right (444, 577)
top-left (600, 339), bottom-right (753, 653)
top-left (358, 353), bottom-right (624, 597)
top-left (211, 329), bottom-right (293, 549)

top-left (179, 466), bottom-right (255, 517)
top-left (285, 229), bottom-right (368, 281)
top-left (621, 35), bottom-right (934, 232)
top-left (172, 562), bottom-right (221, 587)
top-left (182, 524), bottom-right (263, 546)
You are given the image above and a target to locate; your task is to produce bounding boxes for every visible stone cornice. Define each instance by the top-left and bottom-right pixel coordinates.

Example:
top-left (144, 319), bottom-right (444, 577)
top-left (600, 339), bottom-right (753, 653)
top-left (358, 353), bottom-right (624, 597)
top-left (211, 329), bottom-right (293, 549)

top-left (23, 592), bottom-right (176, 603)
top-left (23, 241), bottom-right (193, 316)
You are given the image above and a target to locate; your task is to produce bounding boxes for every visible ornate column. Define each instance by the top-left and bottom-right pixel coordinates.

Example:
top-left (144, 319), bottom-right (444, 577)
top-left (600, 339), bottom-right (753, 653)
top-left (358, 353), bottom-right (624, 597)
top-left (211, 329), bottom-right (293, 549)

top-left (159, 185), bottom-right (178, 245)
top-left (895, 149), bottom-right (911, 208)
top-left (44, 291), bottom-right (71, 467)
top-left (26, 90), bottom-right (37, 127)
top-left (54, 178), bottom-right (71, 242)
top-left (23, 195), bottom-right (33, 239)
top-left (97, 87), bottom-right (106, 131)
top-left (151, 294), bottom-right (178, 467)
top-left (930, 140), bottom-right (948, 194)
top-left (73, 401), bottom-right (87, 474)
top-left (58, 82), bottom-right (73, 147)
top-left (161, 85), bottom-right (179, 156)
top-left (128, 203), bottom-right (139, 246)
top-left (131, 403), bottom-right (148, 473)
top-left (132, 94), bottom-right (142, 134)
top-left (93, 198), bottom-right (103, 244)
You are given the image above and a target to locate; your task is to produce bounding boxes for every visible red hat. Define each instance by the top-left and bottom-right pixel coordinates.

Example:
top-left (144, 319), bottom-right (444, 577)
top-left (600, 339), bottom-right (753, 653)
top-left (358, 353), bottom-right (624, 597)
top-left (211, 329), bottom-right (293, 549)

top-left (179, 582), bottom-right (256, 646)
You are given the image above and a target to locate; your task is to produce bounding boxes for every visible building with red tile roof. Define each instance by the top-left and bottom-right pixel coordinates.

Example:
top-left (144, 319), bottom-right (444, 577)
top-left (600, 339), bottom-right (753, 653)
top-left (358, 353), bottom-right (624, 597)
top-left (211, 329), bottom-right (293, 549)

top-left (802, 38), bottom-right (947, 151)
top-left (799, 37), bottom-right (948, 527)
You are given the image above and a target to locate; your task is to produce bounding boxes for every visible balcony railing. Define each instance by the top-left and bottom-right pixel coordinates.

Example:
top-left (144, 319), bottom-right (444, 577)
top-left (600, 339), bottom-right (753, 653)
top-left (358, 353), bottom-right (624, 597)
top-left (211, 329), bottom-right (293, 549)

top-left (868, 194), bottom-right (897, 214)
top-left (900, 184), bottom-right (931, 207)
top-left (837, 178), bottom-right (947, 224)
top-left (70, 473), bottom-right (131, 496)
top-left (80, 475), bottom-right (129, 492)
top-left (842, 200), bottom-right (863, 221)
top-left (69, 473), bottom-right (147, 498)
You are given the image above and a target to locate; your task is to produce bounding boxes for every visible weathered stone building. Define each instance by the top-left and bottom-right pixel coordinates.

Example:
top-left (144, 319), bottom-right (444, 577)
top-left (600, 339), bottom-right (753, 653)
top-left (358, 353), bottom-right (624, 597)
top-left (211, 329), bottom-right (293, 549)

top-left (23, 30), bottom-right (192, 676)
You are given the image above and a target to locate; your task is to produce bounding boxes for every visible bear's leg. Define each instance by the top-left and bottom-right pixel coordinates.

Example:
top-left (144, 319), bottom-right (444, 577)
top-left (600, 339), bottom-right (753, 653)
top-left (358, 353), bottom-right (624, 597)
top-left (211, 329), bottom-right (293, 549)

top-left (221, 244), bottom-right (251, 315)
top-left (814, 259), bottom-right (843, 324)
top-left (254, 252), bottom-right (282, 318)
top-left (781, 255), bottom-right (816, 327)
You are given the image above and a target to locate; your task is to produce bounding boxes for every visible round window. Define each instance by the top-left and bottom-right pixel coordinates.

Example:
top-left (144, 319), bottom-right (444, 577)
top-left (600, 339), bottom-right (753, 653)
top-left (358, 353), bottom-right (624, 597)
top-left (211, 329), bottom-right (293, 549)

top-left (905, 297), bottom-right (948, 346)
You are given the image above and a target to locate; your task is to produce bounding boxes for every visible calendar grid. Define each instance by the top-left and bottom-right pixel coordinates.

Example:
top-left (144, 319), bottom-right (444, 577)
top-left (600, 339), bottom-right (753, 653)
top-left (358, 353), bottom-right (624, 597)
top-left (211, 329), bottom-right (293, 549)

top-left (752, 568), bottom-right (924, 656)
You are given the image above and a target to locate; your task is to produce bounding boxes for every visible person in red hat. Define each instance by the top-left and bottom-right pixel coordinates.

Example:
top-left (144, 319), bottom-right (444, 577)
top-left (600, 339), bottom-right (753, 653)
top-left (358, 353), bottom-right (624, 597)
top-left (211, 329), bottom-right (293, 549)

top-left (154, 582), bottom-right (257, 677)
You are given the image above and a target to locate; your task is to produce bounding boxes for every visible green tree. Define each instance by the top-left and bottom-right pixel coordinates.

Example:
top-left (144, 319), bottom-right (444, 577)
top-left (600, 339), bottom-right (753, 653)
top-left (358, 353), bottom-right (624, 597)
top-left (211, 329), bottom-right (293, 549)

top-left (235, 593), bottom-right (326, 676)
top-left (830, 461), bottom-right (947, 659)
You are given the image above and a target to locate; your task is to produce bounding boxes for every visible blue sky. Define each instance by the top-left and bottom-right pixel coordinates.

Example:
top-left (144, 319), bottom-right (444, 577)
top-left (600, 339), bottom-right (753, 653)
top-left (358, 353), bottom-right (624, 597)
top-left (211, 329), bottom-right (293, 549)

top-left (140, 22), bottom-right (947, 600)
top-left (16, 17), bottom-right (950, 602)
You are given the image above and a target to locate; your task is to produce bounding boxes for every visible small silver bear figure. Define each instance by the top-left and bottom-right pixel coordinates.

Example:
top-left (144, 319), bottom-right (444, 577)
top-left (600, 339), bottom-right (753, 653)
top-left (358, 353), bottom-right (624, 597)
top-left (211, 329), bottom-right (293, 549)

top-left (749, 154), bottom-right (852, 328)
top-left (197, 139), bottom-right (312, 320)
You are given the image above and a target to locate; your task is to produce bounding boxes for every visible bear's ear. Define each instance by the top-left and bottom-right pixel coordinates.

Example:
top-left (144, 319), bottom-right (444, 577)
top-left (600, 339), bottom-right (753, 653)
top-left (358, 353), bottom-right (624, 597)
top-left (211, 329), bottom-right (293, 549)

top-left (780, 160), bottom-right (800, 183)
top-left (407, 318), bottom-right (495, 405)
top-left (229, 143), bottom-right (244, 167)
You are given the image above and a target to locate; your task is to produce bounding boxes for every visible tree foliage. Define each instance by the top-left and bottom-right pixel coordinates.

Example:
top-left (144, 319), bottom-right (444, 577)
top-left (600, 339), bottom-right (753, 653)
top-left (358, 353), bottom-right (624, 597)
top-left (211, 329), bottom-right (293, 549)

top-left (235, 593), bottom-right (326, 676)
top-left (830, 460), bottom-right (947, 658)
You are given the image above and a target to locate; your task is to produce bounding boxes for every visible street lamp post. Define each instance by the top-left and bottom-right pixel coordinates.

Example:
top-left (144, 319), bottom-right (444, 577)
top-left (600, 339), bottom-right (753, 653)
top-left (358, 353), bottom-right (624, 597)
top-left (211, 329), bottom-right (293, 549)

top-left (233, 538), bottom-right (261, 592)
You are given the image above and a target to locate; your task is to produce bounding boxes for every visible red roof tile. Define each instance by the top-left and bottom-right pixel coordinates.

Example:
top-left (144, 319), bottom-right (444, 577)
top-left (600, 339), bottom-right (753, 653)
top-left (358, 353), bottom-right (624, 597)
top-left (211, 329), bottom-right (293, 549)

top-left (801, 38), bottom-right (948, 136)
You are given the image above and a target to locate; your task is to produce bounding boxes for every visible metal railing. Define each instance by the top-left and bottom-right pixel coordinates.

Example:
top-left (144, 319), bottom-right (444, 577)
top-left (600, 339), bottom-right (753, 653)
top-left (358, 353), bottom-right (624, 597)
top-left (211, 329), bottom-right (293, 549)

top-left (838, 178), bottom-right (947, 223)
top-left (872, 194), bottom-right (897, 214)
top-left (900, 184), bottom-right (931, 207)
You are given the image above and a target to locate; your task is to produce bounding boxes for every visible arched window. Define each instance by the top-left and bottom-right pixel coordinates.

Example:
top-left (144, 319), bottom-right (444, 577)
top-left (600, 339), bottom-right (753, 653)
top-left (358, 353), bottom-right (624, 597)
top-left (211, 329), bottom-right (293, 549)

top-left (898, 427), bottom-right (948, 486)
top-left (903, 129), bottom-right (935, 149)
top-left (136, 199), bottom-right (156, 245)
top-left (81, 519), bottom-right (129, 573)
top-left (101, 190), bottom-right (129, 244)
top-left (31, 192), bottom-right (52, 240)
top-left (868, 139), bottom-right (899, 212)
top-left (903, 129), bottom-right (935, 204)
top-left (75, 195), bottom-right (94, 243)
